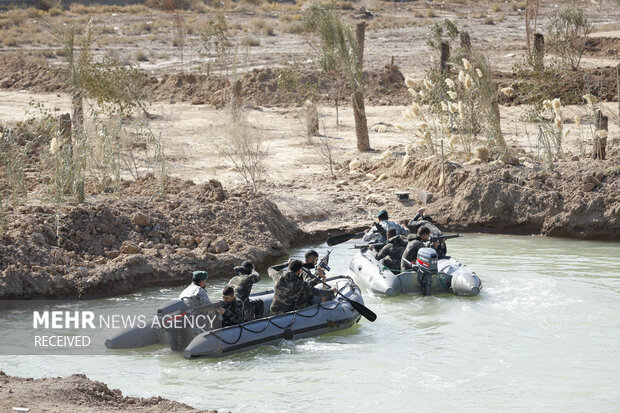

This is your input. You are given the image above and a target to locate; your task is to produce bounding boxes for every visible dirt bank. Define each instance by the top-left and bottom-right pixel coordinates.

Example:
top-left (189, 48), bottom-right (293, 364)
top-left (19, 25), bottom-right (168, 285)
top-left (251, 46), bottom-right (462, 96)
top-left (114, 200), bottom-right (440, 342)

top-left (1, 55), bottom-right (617, 110)
top-left (305, 150), bottom-right (620, 240)
top-left (0, 371), bottom-right (213, 412)
top-left (0, 176), bottom-right (303, 299)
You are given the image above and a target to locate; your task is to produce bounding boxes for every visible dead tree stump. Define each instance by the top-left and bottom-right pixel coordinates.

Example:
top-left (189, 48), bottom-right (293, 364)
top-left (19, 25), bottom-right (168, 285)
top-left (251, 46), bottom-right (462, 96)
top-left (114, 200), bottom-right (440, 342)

top-left (593, 109), bottom-right (608, 160)
top-left (58, 113), bottom-right (72, 149)
top-left (533, 33), bottom-right (544, 68)
top-left (231, 79), bottom-right (243, 115)
top-left (440, 42), bottom-right (450, 74)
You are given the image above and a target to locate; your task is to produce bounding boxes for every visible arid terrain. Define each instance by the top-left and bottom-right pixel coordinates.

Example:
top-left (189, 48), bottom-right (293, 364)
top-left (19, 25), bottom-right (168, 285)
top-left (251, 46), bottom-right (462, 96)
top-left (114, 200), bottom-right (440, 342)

top-left (0, 0), bottom-right (619, 410)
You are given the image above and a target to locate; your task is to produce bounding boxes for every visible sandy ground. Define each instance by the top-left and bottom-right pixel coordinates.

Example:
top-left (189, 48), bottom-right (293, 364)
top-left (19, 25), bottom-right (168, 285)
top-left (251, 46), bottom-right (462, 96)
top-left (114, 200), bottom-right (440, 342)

top-left (0, 371), bottom-right (215, 412)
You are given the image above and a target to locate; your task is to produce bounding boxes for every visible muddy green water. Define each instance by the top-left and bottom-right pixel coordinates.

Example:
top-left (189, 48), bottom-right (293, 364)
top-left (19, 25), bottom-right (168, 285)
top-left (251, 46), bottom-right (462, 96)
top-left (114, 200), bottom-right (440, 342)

top-left (1, 234), bottom-right (619, 412)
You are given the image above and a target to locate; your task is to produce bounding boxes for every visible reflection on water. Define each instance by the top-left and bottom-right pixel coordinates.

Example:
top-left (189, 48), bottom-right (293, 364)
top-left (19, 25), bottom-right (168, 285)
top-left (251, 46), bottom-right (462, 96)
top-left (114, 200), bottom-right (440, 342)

top-left (0, 234), bottom-right (619, 412)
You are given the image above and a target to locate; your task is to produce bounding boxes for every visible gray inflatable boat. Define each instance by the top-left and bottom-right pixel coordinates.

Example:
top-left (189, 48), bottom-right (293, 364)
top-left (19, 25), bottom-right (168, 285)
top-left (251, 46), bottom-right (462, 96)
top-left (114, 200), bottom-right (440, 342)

top-left (105, 275), bottom-right (364, 358)
top-left (349, 219), bottom-right (482, 297)
top-left (349, 250), bottom-right (482, 297)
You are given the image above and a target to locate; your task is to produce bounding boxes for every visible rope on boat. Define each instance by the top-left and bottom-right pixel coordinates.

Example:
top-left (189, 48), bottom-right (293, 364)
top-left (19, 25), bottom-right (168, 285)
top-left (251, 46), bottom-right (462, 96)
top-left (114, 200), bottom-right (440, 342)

top-left (208, 280), bottom-right (359, 346)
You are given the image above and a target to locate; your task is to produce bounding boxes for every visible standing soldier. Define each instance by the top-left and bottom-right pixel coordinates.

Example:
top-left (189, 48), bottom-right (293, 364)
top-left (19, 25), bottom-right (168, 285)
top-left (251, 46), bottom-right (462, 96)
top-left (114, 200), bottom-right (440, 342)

top-left (228, 261), bottom-right (263, 321)
top-left (363, 209), bottom-right (409, 244)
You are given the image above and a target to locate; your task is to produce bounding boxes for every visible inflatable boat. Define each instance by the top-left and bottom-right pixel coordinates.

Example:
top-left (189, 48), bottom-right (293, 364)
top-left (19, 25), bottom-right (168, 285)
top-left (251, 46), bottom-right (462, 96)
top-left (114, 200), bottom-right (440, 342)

top-left (349, 250), bottom-right (482, 297)
top-left (105, 275), bottom-right (364, 358)
top-left (349, 220), bottom-right (482, 297)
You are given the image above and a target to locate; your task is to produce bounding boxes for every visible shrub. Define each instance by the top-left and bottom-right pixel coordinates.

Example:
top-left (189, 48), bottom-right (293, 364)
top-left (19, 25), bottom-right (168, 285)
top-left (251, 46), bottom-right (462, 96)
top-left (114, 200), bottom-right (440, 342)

top-left (547, 4), bottom-right (592, 70)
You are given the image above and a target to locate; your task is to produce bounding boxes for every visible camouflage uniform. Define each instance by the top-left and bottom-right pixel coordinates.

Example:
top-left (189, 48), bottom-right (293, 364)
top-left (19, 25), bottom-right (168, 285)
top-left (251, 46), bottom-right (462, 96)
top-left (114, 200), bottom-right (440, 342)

top-left (363, 220), bottom-right (409, 244)
top-left (270, 270), bottom-right (333, 315)
top-left (375, 235), bottom-right (408, 271)
top-left (178, 283), bottom-right (211, 312)
top-left (221, 298), bottom-right (244, 327)
top-left (298, 263), bottom-right (329, 309)
top-left (229, 267), bottom-right (263, 321)
top-left (401, 234), bottom-right (426, 271)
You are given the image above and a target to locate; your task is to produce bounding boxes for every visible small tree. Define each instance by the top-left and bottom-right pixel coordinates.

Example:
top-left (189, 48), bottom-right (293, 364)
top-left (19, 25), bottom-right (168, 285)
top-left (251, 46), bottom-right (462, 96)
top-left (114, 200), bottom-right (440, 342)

top-left (303, 5), bottom-right (370, 152)
top-left (547, 4), bottom-right (592, 70)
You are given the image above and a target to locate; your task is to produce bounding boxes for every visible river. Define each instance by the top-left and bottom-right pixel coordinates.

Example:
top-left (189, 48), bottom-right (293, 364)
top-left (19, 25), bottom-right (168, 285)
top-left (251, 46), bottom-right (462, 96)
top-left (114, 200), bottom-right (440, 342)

top-left (1, 234), bottom-right (619, 412)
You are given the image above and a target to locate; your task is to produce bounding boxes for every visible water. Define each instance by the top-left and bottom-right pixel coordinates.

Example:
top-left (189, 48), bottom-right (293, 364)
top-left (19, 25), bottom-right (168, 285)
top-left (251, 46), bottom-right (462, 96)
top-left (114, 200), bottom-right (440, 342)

top-left (1, 234), bottom-right (619, 412)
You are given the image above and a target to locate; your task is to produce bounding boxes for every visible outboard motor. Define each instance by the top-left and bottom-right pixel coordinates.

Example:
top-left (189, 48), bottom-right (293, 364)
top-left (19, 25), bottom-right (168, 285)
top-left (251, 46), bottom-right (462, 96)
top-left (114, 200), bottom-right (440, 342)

top-left (416, 248), bottom-right (438, 296)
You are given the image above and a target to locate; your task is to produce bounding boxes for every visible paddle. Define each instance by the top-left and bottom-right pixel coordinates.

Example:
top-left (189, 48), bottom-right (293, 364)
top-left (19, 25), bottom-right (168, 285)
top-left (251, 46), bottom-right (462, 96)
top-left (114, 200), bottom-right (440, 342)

top-left (326, 231), bottom-right (365, 246)
top-left (308, 273), bottom-right (377, 322)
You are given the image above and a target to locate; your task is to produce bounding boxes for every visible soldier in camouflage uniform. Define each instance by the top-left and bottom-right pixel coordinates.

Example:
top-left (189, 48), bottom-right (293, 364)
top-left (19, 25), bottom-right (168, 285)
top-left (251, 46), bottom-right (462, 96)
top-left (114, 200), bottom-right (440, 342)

top-left (228, 261), bottom-right (264, 320)
top-left (373, 228), bottom-right (408, 272)
top-left (363, 209), bottom-right (409, 244)
top-left (219, 285), bottom-right (244, 327)
top-left (298, 250), bottom-right (328, 309)
top-left (401, 226), bottom-right (432, 271)
top-left (270, 260), bottom-right (335, 315)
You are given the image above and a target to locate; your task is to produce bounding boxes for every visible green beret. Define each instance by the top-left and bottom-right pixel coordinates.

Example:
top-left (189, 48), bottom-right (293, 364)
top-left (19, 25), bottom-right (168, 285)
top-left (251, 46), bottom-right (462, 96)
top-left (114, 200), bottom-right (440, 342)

top-left (192, 270), bottom-right (209, 281)
top-left (377, 209), bottom-right (388, 220)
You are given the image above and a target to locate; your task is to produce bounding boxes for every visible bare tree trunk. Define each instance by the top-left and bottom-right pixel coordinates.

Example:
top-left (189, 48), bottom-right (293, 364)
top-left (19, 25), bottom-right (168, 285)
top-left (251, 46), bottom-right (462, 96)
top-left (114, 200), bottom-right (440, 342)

top-left (59, 113), bottom-right (72, 148)
top-left (617, 63), bottom-right (619, 128)
top-left (593, 109), bottom-right (608, 160)
top-left (356, 22), bottom-right (365, 66)
top-left (231, 79), bottom-right (243, 118)
top-left (440, 41), bottom-right (450, 74)
top-left (533, 33), bottom-right (544, 68)
top-left (354, 22), bottom-right (370, 152)
top-left (71, 90), bottom-right (83, 138)
top-left (460, 32), bottom-right (471, 49)
top-left (304, 100), bottom-right (319, 137)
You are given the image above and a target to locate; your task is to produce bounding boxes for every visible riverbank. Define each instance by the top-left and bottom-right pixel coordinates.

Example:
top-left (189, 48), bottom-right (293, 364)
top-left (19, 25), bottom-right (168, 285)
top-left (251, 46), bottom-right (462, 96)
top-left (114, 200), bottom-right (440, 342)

top-left (0, 371), bottom-right (214, 412)
top-left (0, 176), bottom-right (303, 299)
top-left (270, 150), bottom-right (620, 241)
top-left (2, 152), bottom-right (619, 300)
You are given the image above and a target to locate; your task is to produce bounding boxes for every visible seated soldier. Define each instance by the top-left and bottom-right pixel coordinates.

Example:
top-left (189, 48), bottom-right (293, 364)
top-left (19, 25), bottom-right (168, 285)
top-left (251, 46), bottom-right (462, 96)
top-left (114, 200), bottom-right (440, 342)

top-left (270, 260), bottom-right (335, 315)
top-left (229, 261), bottom-right (263, 321)
top-left (301, 250), bottom-right (327, 285)
top-left (218, 285), bottom-right (244, 327)
top-left (363, 209), bottom-right (409, 244)
top-left (401, 226), bottom-right (431, 271)
top-left (178, 270), bottom-right (211, 312)
top-left (372, 228), bottom-right (407, 272)
top-left (412, 207), bottom-right (434, 223)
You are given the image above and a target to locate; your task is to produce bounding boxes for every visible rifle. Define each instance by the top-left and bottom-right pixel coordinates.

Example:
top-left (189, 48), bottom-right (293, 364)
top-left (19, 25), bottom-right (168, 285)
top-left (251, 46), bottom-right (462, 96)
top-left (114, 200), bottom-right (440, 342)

top-left (428, 234), bottom-right (461, 243)
top-left (317, 249), bottom-right (332, 272)
top-left (373, 221), bottom-right (387, 238)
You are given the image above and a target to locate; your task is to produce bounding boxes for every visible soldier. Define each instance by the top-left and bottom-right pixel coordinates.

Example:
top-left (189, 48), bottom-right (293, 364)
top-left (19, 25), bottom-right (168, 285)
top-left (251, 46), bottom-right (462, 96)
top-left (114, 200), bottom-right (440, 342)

top-left (373, 228), bottom-right (407, 272)
top-left (270, 260), bottom-right (335, 315)
top-left (412, 207), bottom-right (435, 223)
top-left (301, 250), bottom-right (327, 285)
top-left (363, 209), bottom-right (409, 244)
top-left (401, 226), bottom-right (431, 271)
top-left (218, 285), bottom-right (244, 327)
top-left (229, 261), bottom-right (263, 320)
top-left (178, 270), bottom-right (211, 312)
